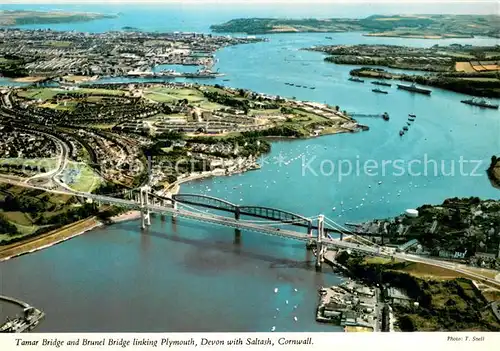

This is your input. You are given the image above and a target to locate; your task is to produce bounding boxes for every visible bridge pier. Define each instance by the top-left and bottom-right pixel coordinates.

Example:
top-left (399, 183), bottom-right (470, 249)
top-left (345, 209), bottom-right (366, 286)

top-left (234, 229), bottom-right (241, 244)
top-left (315, 215), bottom-right (325, 272)
top-left (139, 186), bottom-right (151, 229)
top-left (307, 220), bottom-right (313, 237)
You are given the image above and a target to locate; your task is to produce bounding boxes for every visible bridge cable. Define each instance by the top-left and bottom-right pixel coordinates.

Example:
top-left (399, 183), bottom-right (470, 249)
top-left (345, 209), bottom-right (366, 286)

top-left (324, 216), bottom-right (380, 248)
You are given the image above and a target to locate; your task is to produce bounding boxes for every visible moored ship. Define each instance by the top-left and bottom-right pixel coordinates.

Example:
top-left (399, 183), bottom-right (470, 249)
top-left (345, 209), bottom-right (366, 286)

top-left (460, 98), bottom-right (499, 109)
top-left (372, 81), bottom-right (391, 87)
top-left (372, 88), bottom-right (388, 94)
top-left (397, 83), bottom-right (431, 95)
top-left (348, 77), bottom-right (364, 83)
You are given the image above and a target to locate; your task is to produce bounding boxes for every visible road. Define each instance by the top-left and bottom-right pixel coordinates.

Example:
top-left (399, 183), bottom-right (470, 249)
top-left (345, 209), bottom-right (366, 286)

top-left (0, 176), bottom-right (499, 288)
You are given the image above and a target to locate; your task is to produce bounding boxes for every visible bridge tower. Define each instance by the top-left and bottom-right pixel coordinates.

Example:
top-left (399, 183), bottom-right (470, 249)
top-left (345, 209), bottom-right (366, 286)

top-left (315, 214), bottom-right (325, 271)
top-left (139, 186), bottom-right (151, 229)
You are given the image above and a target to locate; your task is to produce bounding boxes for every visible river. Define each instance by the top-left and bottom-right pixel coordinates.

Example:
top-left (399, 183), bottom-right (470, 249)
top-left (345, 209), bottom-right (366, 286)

top-left (0, 3), bottom-right (499, 332)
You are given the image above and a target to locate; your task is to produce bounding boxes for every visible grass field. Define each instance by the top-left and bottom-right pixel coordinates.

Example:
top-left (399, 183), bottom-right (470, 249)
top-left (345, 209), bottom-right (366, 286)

top-left (63, 161), bottom-right (102, 192)
top-left (17, 88), bottom-right (61, 101)
top-left (455, 62), bottom-right (476, 72)
top-left (145, 87), bottom-right (204, 103)
top-left (395, 261), bottom-right (468, 279)
top-left (18, 87), bottom-right (126, 101)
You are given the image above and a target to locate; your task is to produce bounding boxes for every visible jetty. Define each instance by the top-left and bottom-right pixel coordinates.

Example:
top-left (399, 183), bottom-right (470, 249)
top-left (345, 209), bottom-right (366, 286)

top-left (0, 295), bottom-right (45, 332)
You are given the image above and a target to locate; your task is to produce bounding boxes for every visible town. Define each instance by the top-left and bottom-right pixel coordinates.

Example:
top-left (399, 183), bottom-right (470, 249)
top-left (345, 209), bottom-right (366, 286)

top-left (0, 28), bottom-right (262, 80)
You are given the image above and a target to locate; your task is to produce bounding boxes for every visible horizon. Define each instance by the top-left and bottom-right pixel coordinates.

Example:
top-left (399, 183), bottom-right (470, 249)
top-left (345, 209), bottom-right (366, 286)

top-left (0, 1), bottom-right (499, 17)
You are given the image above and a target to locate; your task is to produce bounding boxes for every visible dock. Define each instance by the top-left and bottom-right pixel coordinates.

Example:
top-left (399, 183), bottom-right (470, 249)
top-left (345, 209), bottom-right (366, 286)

top-left (0, 295), bottom-right (45, 332)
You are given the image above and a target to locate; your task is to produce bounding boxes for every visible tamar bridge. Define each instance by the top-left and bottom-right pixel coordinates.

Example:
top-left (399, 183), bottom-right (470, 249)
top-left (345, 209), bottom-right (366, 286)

top-left (86, 185), bottom-right (388, 270)
top-left (2, 179), bottom-right (500, 287)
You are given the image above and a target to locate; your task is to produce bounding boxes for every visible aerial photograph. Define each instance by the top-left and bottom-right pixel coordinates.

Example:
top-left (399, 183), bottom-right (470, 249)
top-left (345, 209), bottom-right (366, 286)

top-left (0, 0), bottom-right (499, 334)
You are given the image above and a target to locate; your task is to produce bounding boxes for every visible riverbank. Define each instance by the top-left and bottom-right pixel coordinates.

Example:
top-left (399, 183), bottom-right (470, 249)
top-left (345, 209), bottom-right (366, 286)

top-left (487, 155), bottom-right (500, 189)
top-left (350, 67), bottom-right (500, 98)
top-left (333, 250), bottom-right (500, 331)
top-left (0, 217), bottom-right (102, 262)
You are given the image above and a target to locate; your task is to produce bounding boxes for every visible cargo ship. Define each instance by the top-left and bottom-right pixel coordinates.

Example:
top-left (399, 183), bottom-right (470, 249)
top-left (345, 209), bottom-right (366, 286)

top-left (349, 77), bottom-right (364, 83)
top-left (372, 81), bottom-right (392, 87)
top-left (397, 83), bottom-right (431, 95)
top-left (460, 98), bottom-right (499, 109)
top-left (372, 88), bottom-right (388, 94)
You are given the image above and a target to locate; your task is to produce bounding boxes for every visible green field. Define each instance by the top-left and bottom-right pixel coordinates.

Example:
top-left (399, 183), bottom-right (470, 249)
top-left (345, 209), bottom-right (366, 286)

top-left (18, 87), bottom-right (126, 101)
top-left (63, 161), bottom-right (103, 193)
top-left (17, 88), bottom-right (62, 101)
top-left (145, 87), bottom-right (205, 103)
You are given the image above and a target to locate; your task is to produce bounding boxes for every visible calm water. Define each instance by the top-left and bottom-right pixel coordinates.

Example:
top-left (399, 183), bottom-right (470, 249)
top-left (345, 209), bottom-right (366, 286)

top-left (1, 3), bottom-right (499, 332)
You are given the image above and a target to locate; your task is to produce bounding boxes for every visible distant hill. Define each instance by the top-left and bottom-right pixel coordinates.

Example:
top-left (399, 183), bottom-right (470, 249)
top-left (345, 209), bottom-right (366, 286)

top-left (211, 14), bottom-right (500, 39)
top-left (0, 10), bottom-right (117, 26)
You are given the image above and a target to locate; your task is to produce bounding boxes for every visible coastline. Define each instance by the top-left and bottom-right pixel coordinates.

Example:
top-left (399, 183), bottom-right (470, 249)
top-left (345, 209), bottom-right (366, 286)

top-left (0, 126), bottom-right (358, 260)
top-left (0, 217), bottom-right (102, 262)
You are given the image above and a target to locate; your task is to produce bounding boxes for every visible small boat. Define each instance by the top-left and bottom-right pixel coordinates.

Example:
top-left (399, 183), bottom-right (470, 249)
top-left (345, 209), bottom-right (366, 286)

top-left (382, 112), bottom-right (390, 121)
top-left (274, 288), bottom-right (278, 293)
top-left (348, 77), bottom-right (364, 83)
top-left (407, 122), bottom-right (411, 126)
top-left (310, 87), bottom-right (315, 89)
top-left (271, 326), bottom-right (276, 332)
top-left (372, 88), bottom-right (388, 94)
top-left (403, 126), bottom-right (409, 131)
top-left (399, 130), bottom-right (404, 136)
top-left (332, 207), bottom-right (336, 211)
top-left (408, 114), bottom-right (416, 118)
top-left (408, 117), bottom-right (415, 121)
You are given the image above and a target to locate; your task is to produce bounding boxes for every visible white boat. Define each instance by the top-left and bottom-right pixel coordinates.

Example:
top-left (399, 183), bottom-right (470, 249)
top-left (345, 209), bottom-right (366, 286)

top-left (274, 288), bottom-right (278, 293)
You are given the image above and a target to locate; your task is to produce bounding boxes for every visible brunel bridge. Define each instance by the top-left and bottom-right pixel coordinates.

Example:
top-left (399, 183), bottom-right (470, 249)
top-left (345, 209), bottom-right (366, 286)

top-left (2, 179), bottom-right (500, 286)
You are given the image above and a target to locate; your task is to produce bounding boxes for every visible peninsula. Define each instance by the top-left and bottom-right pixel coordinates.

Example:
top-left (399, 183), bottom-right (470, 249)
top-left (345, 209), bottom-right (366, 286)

top-left (308, 44), bottom-right (500, 73)
top-left (0, 82), bottom-right (362, 249)
top-left (211, 14), bottom-right (500, 39)
top-left (0, 10), bottom-right (117, 27)
top-left (349, 67), bottom-right (500, 98)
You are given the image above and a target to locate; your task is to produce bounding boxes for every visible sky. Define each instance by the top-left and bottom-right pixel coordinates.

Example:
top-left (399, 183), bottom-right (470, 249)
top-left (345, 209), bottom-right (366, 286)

top-left (0, 0), bottom-right (497, 16)
top-left (0, 0), bottom-right (498, 4)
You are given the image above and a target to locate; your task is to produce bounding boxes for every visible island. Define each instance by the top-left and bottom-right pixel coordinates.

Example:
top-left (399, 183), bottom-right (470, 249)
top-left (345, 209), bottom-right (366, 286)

top-left (488, 155), bottom-right (500, 188)
top-left (211, 15), bottom-right (500, 39)
top-left (0, 10), bottom-right (117, 27)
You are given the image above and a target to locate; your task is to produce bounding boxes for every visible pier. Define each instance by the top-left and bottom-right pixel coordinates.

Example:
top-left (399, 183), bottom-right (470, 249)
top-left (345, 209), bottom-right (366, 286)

top-left (0, 295), bottom-right (45, 332)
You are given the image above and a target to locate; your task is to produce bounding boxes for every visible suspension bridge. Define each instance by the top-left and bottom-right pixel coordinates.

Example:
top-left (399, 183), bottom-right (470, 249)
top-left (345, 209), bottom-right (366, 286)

top-left (1, 178), bottom-right (500, 286)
